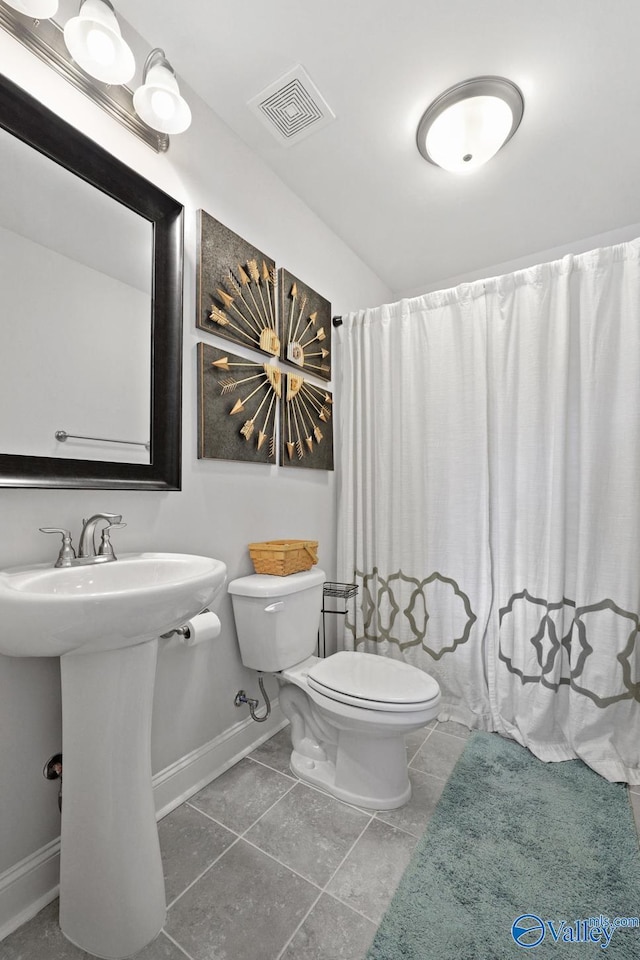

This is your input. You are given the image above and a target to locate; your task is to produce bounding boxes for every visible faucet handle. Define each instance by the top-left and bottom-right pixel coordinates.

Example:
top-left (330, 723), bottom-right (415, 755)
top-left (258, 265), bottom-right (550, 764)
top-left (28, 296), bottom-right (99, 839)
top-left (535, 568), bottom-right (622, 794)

top-left (98, 521), bottom-right (127, 560)
top-left (39, 528), bottom-right (77, 568)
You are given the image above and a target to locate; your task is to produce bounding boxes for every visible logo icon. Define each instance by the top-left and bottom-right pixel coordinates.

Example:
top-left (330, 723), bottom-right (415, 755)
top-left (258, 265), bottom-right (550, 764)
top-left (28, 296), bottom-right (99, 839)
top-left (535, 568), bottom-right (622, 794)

top-left (512, 914), bottom-right (546, 948)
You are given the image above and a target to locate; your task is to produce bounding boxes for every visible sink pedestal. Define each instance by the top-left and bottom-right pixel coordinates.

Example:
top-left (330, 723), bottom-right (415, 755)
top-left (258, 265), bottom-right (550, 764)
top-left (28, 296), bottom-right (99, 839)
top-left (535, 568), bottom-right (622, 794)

top-left (59, 639), bottom-right (165, 959)
top-left (0, 552), bottom-right (228, 957)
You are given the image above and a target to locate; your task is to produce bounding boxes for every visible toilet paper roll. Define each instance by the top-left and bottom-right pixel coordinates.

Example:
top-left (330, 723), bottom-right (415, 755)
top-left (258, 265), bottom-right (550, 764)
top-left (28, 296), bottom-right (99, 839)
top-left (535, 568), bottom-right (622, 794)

top-left (182, 610), bottom-right (221, 646)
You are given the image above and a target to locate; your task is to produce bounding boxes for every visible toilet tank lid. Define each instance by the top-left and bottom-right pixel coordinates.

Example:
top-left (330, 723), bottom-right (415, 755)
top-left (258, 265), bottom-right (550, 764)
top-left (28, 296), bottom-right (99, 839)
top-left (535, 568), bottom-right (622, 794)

top-left (228, 569), bottom-right (326, 598)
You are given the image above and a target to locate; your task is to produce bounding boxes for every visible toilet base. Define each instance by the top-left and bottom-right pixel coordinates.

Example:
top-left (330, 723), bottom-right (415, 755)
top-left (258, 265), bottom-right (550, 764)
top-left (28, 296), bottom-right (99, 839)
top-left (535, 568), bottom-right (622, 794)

top-left (290, 730), bottom-right (412, 810)
top-left (278, 675), bottom-right (439, 810)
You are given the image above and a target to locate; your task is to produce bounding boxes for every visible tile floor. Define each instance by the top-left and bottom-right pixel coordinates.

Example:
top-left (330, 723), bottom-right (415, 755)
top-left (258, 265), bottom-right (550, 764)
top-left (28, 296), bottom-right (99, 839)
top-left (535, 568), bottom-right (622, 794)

top-left (4, 721), bottom-right (640, 960)
top-left (1, 720), bottom-right (469, 960)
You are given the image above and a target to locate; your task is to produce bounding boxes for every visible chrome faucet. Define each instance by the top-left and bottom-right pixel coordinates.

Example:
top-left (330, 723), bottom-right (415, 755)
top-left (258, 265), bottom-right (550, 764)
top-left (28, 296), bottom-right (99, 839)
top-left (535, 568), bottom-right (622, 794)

top-left (40, 513), bottom-right (125, 568)
top-left (78, 513), bottom-right (123, 558)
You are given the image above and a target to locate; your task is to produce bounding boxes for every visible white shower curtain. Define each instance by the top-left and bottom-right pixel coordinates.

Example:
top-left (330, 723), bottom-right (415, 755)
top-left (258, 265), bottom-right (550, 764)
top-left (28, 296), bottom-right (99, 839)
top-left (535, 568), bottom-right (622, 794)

top-left (337, 240), bottom-right (640, 783)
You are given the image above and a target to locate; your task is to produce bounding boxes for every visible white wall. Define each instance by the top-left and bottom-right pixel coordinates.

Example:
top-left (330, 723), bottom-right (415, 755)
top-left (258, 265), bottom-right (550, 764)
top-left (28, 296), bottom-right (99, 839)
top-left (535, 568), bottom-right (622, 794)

top-left (0, 27), bottom-right (392, 893)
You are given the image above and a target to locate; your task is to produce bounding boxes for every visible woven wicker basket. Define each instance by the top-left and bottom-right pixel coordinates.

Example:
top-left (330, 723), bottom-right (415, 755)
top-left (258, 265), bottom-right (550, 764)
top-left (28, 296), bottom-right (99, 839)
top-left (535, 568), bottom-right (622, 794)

top-left (248, 539), bottom-right (319, 577)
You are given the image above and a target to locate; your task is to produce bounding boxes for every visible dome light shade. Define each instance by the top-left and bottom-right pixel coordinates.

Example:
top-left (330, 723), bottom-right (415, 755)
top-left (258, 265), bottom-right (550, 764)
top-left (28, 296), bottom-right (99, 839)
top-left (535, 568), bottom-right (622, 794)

top-left (3, 0), bottom-right (58, 16)
top-left (63, 0), bottom-right (135, 85)
top-left (133, 49), bottom-right (191, 135)
top-left (417, 77), bottom-right (524, 174)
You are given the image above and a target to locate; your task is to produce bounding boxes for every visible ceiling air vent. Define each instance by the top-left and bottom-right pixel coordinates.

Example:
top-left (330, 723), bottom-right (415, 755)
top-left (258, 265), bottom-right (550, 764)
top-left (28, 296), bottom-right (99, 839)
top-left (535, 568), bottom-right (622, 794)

top-left (248, 65), bottom-right (336, 146)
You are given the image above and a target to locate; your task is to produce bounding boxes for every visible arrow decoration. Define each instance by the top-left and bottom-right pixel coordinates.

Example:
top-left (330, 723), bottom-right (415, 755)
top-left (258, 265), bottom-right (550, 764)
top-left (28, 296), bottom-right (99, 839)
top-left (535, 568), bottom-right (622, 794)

top-left (278, 268), bottom-right (332, 381)
top-left (197, 211), bottom-right (280, 358)
top-left (198, 342), bottom-right (280, 465)
top-left (280, 373), bottom-right (334, 471)
top-left (197, 210), bottom-right (334, 469)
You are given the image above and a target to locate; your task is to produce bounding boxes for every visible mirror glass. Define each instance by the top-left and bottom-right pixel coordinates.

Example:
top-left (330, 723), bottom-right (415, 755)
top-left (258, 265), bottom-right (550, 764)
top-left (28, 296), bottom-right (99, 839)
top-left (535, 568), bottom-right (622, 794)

top-left (0, 73), bottom-right (183, 490)
top-left (0, 125), bottom-right (152, 464)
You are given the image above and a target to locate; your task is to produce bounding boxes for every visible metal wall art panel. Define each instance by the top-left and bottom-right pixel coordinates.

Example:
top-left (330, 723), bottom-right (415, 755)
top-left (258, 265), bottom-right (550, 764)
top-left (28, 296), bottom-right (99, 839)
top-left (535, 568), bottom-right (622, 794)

top-left (197, 342), bottom-right (280, 465)
top-left (278, 268), bottom-right (332, 381)
top-left (196, 210), bottom-right (280, 359)
top-left (280, 373), bottom-right (334, 471)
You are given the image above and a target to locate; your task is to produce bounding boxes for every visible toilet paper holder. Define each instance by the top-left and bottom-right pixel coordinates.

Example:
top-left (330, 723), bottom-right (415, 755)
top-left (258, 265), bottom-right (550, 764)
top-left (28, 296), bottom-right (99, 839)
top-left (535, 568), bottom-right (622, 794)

top-left (160, 608), bottom-right (211, 641)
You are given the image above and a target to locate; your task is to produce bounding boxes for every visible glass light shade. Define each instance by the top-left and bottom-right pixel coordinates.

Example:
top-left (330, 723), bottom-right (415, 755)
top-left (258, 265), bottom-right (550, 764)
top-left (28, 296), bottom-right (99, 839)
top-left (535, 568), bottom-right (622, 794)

top-left (417, 77), bottom-right (524, 174)
top-left (426, 96), bottom-right (514, 174)
top-left (85, 26), bottom-right (116, 65)
top-left (3, 0), bottom-right (58, 16)
top-left (133, 61), bottom-right (191, 135)
top-left (63, 0), bottom-right (135, 85)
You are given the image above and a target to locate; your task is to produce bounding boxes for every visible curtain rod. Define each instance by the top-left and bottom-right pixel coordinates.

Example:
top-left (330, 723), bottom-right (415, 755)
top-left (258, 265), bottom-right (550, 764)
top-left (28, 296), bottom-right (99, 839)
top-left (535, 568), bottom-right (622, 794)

top-left (332, 316), bottom-right (343, 327)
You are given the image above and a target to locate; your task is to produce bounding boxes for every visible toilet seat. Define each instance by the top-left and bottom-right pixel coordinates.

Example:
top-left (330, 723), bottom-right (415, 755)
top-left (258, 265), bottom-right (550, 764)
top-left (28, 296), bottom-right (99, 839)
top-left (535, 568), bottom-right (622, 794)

top-left (306, 651), bottom-right (439, 713)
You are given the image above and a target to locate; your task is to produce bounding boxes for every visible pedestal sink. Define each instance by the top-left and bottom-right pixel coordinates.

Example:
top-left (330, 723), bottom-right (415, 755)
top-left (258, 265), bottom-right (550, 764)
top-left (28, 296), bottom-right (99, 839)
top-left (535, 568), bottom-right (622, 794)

top-left (0, 552), bottom-right (227, 959)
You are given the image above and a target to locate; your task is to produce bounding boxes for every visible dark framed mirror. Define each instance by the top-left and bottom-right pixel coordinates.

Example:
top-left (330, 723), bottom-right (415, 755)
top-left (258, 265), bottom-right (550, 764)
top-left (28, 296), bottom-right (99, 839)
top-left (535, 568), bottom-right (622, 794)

top-left (0, 72), bottom-right (183, 489)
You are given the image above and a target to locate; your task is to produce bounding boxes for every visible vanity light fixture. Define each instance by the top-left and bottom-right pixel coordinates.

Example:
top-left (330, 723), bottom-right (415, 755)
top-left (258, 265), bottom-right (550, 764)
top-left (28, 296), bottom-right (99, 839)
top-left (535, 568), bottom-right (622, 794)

top-left (133, 48), bottom-right (192, 135)
top-left (3, 0), bottom-right (58, 15)
top-left (63, 0), bottom-right (135, 85)
top-left (416, 76), bottom-right (524, 174)
top-left (0, 0), bottom-right (192, 150)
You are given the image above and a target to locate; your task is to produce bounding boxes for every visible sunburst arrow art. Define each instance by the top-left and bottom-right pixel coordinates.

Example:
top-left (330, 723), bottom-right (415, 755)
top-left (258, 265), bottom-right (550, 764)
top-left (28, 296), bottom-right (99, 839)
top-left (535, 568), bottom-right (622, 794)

top-left (262, 261), bottom-right (276, 330)
top-left (209, 304), bottom-right (261, 347)
top-left (240, 263), bottom-right (268, 330)
top-left (247, 259), bottom-right (271, 330)
top-left (298, 391), bottom-right (324, 443)
top-left (224, 272), bottom-right (264, 334)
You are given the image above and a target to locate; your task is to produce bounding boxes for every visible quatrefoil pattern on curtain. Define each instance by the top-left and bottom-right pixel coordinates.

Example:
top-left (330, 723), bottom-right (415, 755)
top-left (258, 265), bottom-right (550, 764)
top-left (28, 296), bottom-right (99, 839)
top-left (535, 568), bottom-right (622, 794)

top-left (346, 567), bottom-right (477, 660)
top-left (499, 591), bottom-right (640, 707)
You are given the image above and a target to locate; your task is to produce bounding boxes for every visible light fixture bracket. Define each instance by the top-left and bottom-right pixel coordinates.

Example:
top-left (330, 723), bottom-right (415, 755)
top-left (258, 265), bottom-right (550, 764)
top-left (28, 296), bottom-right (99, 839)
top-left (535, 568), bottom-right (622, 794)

top-left (416, 75), bottom-right (524, 168)
top-left (142, 46), bottom-right (173, 81)
top-left (0, 0), bottom-right (169, 152)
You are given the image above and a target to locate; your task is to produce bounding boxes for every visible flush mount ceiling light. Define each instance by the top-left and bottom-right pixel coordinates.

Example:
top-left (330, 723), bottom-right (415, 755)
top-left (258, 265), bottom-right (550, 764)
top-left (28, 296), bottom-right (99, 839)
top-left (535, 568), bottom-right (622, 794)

top-left (416, 76), bottom-right (524, 174)
top-left (3, 0), bottom-right (58, 15)
top-left (133, 48), bottom-right (192, 134)
top-left (63, 0), bottom-right (135, 85)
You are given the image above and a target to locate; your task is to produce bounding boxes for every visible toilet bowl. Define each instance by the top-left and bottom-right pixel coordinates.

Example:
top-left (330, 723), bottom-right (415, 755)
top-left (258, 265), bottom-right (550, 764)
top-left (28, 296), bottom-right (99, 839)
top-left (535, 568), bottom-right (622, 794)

top-left (228, 569), bottom-right (441, 809)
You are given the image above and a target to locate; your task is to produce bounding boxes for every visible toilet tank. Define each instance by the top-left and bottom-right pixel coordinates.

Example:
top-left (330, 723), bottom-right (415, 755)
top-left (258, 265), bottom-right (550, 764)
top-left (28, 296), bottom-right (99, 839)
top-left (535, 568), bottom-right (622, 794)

top-left (228, 569), bottom-right (325, 672)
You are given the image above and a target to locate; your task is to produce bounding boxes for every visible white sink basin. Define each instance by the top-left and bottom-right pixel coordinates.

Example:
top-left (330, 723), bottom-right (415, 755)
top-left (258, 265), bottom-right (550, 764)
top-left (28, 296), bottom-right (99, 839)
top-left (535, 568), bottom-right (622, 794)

top-left (0, 550), bottom-right (227, 959)
top-left (0, 552), bottom-right (226, 656)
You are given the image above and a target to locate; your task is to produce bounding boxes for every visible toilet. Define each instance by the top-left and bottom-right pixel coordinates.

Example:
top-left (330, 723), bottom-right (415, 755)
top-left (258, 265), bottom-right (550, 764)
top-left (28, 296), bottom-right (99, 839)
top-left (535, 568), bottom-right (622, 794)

top-left (228, 568), bottom-right (441, 809)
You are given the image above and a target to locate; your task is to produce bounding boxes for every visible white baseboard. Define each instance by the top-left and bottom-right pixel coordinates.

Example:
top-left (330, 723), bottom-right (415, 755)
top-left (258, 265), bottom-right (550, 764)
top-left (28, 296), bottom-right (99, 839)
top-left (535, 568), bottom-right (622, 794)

top-left (0, 839), bottom-right (61, 944)
top-left (0, 703), bottom-right (287, 942)
top-left (153, 700), bottom-right (287, 818)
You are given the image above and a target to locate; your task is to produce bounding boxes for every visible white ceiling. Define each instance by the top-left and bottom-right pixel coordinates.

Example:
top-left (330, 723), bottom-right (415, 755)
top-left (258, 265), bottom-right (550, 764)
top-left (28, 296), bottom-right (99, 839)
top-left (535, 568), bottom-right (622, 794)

top-left (118, 0), bottom-right (640, 295)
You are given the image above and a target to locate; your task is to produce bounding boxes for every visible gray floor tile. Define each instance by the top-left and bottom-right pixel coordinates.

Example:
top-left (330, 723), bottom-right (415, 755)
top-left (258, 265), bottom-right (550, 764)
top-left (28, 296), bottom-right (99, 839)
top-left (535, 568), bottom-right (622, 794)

top-left (165, 839), bottom-right (317, 960)
top-left (326, 818), bottom-right (417, 924)
top-left (158, 802), bottom-right (236, 903)
top-left (0, 902), bottom-right (89, 960)
top-left (375, 768), bottom-right (446, 838)
top-left (189, 756), bottom-right (294, 833)
top-left (245, 782), bottom-right (370, 885)
top-left (249, 726), bottom-right (294, 777)
top-left (0, 900), bottom-right (183, 960)
top-left (409, 728), bottom-right (467, 780)
top-left (435, 719), bottom-right (472, 740)
top-left (280, 893), bottom-right (376, 960)
top-left (629, 783), bottom-right (640, 795)
top-left (133, 932), bottom-right (191, 959)
top-left (405, 726), bottom-right (431, 761)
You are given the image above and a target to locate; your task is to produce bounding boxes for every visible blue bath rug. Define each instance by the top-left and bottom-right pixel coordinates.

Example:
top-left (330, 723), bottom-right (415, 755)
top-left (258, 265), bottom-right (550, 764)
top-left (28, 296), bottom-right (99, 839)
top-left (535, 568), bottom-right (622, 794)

top-left (366, 732), bottom-right (640, 959)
